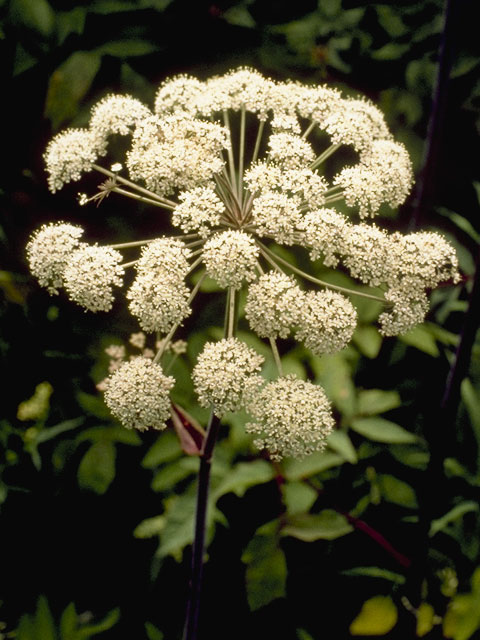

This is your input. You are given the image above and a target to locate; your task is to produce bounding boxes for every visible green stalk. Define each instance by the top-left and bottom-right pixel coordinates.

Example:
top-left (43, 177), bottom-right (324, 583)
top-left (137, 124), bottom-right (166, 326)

top-left (309, 142), bottom-right (342, 171)
top-left (257, 241), bottom-right (387, 304)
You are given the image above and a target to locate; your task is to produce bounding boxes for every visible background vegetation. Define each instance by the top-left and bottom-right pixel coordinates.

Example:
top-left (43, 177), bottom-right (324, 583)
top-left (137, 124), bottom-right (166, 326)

top-left (1, 0), bottom-right (480, 638)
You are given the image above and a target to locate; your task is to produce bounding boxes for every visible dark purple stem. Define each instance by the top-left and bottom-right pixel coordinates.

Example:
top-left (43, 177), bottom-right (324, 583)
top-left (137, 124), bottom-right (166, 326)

top-left (183, 411), bottom-right (222, 640)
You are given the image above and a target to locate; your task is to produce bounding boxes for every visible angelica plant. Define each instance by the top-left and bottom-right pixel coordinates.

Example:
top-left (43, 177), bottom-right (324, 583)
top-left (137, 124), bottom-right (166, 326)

top-left (26, 68), bottom-right (460, 639)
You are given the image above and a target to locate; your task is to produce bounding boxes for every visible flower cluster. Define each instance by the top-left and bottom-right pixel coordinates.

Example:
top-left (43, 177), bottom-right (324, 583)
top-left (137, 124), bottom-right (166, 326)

top-left (28, 68), bottom-right (460, 458)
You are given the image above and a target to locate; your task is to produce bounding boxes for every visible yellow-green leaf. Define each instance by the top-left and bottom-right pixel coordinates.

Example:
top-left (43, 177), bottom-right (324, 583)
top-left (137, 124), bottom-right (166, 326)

top-left (416, 602), bottom-right (435, 637)
top-left (350, 595), bottom-right (398, 635)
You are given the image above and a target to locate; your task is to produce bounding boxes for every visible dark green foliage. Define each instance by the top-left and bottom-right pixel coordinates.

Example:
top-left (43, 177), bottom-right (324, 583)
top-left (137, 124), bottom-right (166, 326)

top-left (2, 0), bottom-right (480, 638)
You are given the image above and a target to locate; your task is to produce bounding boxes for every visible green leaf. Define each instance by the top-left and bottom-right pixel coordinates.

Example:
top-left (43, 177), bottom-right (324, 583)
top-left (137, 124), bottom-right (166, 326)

top-left (212, 460), bottom-right (274, 500)
top-left (36, 418), bottom-right (84, 443)
top-left (96, 40), bottom-right (159, 58)
top-left (45, 51), bottom-right (101, 129)
top-left (451, 56), bottom-right (479, 79)
top-left (311, 352), bottom-right (357, 418)
top-left (56, 8), bottom-right (86, 45)
top-left (327, 430), bottom-right (357, 463)
top-left (13, 43), bottom-right (38, 76)
top-left (156, 486), bottom-right (225, 561)
top-left (134, 515), bottom-right (166, 539)
top-left (389, 445), bottom-right (429, 470)
top-left (342, 566), bottom-right (405, 584)
top-left (417, 602), bottom-right (436, 637)
top-left (376, 6), bottom-right (408, 37)
top-left (151, 457), bottom-right (198, 492)
top-left (282, 451), bottom-right (345, 480)
top-left (461, 379), bottom-right (480, 444)
top-left (350, 418), bottom-right (417, 444)
top-left (142, 431), bottom-right (182, 469)
top-left (89, 1), bottom-right (138, 12)
top-left (429, 501), bottom-right (479, 537)
top-left (282, 509), bottom-right (353, 541)
top-left (282, 481), bottom-right (317, 516)
top-left (145, 622), bottom-right (164, 640)
top-left (443, 593), bottom-right (480, 640)
top-left (77, 425), bottom-right (141, 446)
top-left (76, 391), bottom-right (111, 420)
top-left (17, 381), bottom-right (53, 421)
top-left (357, 389), bottom-right (401, 416)
top-left (353, 325), bottom-right (382, 359)
top-left (399, 325), bottom-right (439, 357)
top-left (59, 602), bottom-right (77, 639)
top-left (34, 596), bottom-right (56, 640)
top-left (223, 4), bottom-right (255, 28)
top-left (10, 0), bottom-right (55, 36)
top-left (371, 42), bottom-right (410, 61)
top-left (378, 474), bottom-right (417, 508)
top-left (77, 441), bottom-right (116, 494)
top-left (76, 608), bottom-right (120, 639)
top-left (242, 520), bottom-right (287, 611)
top-left (350, 595), bottom-right (398, 635)
top-left (437, 208), bottom-right (480, 245)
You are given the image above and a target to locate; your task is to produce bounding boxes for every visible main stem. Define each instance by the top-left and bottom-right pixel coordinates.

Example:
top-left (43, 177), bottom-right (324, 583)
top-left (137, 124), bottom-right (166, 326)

top-left (183, 410), bottom-right (222, 640)
top-left (183, 289), bottom-right (236, 639)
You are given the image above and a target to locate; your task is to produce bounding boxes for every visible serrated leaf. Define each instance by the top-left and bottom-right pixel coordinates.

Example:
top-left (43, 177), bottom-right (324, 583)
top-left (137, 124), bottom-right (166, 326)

top-left (400, 325), bottom-right (439, 357)
top-left (282, 509), bottom-right (353, 541)
top-left (327, 430), bottom-right (357, 463)
top-left (429, 501), bottom-right (479, 537)
top-left (156, 486), bottom-right (225, 561)
top-left (45, 51), bottom-right (101, 129)
top-left (357, 389), bottom-right (401, 416)
top-left (282, 451), bottom-right (345, 480)
top-left (77, 441), bottom-right (116, 494)
top-left (151, 457), bottom-right (198, 492)
top-left (212, 460), bottom-right (274, 500)
top-left (378, 474), bottom-right (417, 508)
top-left (350, 595), bottom-right (398, 635)
top-left (351, 418), bottom-right (417, 444)
top-left (242, 520), bottom-right (287, 610)
top-left (134, 515), bottom-right (166, 539)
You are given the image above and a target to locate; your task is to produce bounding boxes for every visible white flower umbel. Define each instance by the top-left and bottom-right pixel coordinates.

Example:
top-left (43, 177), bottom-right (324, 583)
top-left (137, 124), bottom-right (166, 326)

top-left (44, 129), bottom-right (106, 192)
top-left (246, 375), bottom-right (335, 460)
top-left (63, 245), bottom-right (124, 312)
top-left (173, 184), bottom-right (225, 237)
top-left (295, 290), bottom-right (357, 355)
top-left (31, 67), bottom-right (460, 459)
top-left (127, 276), bottom-right (192, 333)
top-left (245, 272), bottom-right (303, 339)
top-left (104, 358), bottom-right (174, 431)
top-left (26, 222), bottom-right (84, 294)
top-left (203, 230), bottom-right (259, 289)
top-left (192, 338), bottom-right (264, 417)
